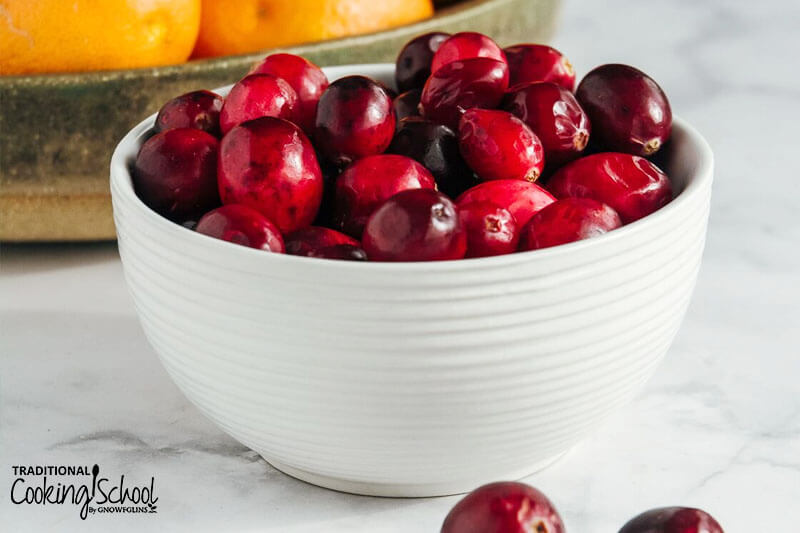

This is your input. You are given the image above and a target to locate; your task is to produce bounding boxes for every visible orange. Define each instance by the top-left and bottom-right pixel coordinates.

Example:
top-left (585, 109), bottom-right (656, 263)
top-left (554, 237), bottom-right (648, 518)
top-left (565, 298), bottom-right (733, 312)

top-left (193, 0), bottom-right (434, 58)
top-left (0, 0), bottom-right (201, 75)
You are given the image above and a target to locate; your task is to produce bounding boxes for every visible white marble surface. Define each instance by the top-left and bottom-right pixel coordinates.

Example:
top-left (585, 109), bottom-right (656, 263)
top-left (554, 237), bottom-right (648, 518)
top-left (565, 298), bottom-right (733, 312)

top-left (2, 0), bottom-right (799, 530)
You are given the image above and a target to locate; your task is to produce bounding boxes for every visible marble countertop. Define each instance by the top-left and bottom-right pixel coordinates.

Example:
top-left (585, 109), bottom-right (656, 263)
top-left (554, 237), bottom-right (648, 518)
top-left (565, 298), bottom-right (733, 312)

top-left (2, 0), bottom-right (798, 530)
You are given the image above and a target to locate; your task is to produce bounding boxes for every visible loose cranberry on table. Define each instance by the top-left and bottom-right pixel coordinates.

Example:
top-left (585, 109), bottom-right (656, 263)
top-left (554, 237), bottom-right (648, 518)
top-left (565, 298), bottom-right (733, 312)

top-left (363, 189), bottom-right (466, 262)
top-left (503, 81), bottom-right (591, 169)
top-left (395, 32), bottom-right (451, 92)
top-left (393, 89), bottom-right (422, 121)
top-left (430, 31), bottom-right (507, 74)
top-left (219, 74), bottom-right (298, 134)
top-left (284, 226), bottom-right (359, 257)
top-left (458, 108), bottom-right (545, 183)
top-left (547, 152), bottom-right (672, 223)
top-left (332, 154), bottom-right (436, 238)
top-left (217, 117), bottom-right (323, 234)
top-left (456, 179), bottom-right (555, 229)
top-left (519, 197), bottom-right (622, 250)
top-left (308, 244), bottom-right (368, 261)
top-left (154, 90), bottom-right (223, 136)
top-left (460, 201), bottom-right (519, 258)
top-left (195, 204), bottom-right (285, 252)
top-left (618, 507), bottom-right (724, 533)
top-left (420, 57), bottom-right (510, 130)
top-left (314, 75), bottom-right (396, 166)
top-left (504, 44), bottom-right (575, 91)
top-left (576, 63), bottom-right (672, 156)
top-left (249, 53), bottom-right (329, 133)
top-left (441, 481), bottom-right (565, 533)
top-left (387, 117), bottom-right (474, 198)
top-left (133, 128), bottom-right (220, 223)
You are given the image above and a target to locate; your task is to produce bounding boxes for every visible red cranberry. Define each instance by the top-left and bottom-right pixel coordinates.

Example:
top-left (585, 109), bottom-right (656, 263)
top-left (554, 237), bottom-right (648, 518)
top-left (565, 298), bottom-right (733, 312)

top-left (420, 58), bottom-right (509, 130)
top-left (249, 53), bottom-right (329, 133)
top-left (458, 108), bottom-right (545, 182)
top-left (441, 481), bottom-right (565, 533)
top-left (219, 74), bottom-right (298, 134)
top-left (503, 81), bottom-right (591, 169)
top-left (456, 179), bottom-right (555, 228)
top-left (459, 201), bottom-right (519, 258)
top-left (394, 89), bottom-right (422, 121)
top-left (314, 75), bottom-right (396, 166)
top-left (363, 189), bottom-right (466, 262)
top-left (195, 204), bottom-right (285, 252)
top-left (218, 117), bottom-right (323, 233)
top-left (387, 117), bottom-right (475, 198)
top-left (332, 154), bottom-right (436, 237)
top-left (308, 244), bottom-right (368, 261)
top-left (430, 32), bottom-right (507, 74)
top-left (133, 128), bottom-right (220, 222)
top-left (154, 90), bottom-right (223, 136)
top-left (395, 32), bottom-right (450, 92)
top-left (284, 226), bottom-right (358, 257)
top-left (547, 152), bottom-right (672, 223)
top-left (504, 44), bottom-right (575, 91)
top-left (619, 507), bottom-right (724, 533)
top-left (519, 197), bottom-right (622, 250)
top-left (576, 64), bottom-right (672, 156)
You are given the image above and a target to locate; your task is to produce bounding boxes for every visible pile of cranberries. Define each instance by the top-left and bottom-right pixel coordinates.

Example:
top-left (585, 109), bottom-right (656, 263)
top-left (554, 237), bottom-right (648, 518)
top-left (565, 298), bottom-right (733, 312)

top-left (134, 32), bottom-right (674, 261)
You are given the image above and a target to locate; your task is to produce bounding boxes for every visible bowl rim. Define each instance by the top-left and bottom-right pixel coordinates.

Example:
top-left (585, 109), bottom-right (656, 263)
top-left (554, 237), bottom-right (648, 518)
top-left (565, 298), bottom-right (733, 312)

top-left (110, 62), bottom-right (714, 272)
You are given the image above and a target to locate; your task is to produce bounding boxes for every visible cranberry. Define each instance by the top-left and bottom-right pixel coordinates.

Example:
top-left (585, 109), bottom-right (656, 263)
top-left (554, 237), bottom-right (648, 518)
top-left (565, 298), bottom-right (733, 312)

top-left (456, 179), bottom-right (555, 228)
top-left (314, 75), bottom-right (396, 166)
top-left (249, 53), bottom-right (329, 133)
top-left (430, 32), bottom-right (507, 74)
top-left (393, 89), bottom-right (422, 121)
top-left (460, 201), bottom-right (519, 258)
top-left (547, 152), bottom-right (672, 223)
top-left (363, 189), bottom-right (466, 262)
top-left (284, 226), bottom-right (359, 257)
top-left (503, 81), bottom-right (591, 169)
top-left (133, 128), bottom-right (220, 222)
top-left (519, 197), bottom-right (622, 250)
top-left (458, 108), bottom-right (545, 182)
top-left (504, 44), bottom-right (575, 91)
top-left (195, 204), bottom-right (285, 252)
top-left (576, 64), bottom-right (672, 156)
top-left (619, 507), bottom-right (724, 533)
top-left (308, 244), bottom-right (368, 261)
top-left (154, 90), bottom-right (223, 136)
top-left (441, 481), bottom-right (565, 533)
top-left (395, 32), bottom-right (450, 92)
top-left (332, 154), bottom-right (436, 237)
top-left (387, 117), bottom-right (474, 198)
top-left (219, 74), bottom-right (298, 134)
top-left (217, 117), bottom-right (323, 233)
top-left (420, 58), bottom-right (509, 130)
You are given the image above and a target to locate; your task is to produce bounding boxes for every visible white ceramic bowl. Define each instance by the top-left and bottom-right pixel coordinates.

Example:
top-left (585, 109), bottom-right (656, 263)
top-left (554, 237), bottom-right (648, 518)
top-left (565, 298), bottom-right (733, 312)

top-left (110, 64), bottom-right (713, 497)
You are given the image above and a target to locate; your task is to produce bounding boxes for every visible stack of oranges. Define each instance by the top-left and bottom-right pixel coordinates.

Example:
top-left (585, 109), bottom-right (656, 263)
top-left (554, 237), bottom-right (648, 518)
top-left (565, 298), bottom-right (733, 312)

top-left (0, 0), bottom-right (434, 75)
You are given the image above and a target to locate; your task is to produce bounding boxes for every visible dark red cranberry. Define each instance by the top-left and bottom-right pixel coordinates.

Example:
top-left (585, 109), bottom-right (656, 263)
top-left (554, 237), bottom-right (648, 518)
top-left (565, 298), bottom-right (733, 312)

top-left (519, 197), bottom-right (622, 250)
top-left (284, 226), bottom-right (358, 257)
top-left (154, 90), bottom-right (223, 136)
top-left (195, 204), bottom-right (285, 252)
top-left (441, 481), bottom-right (565, 533)
top-left (576, 64), bottom-right (672, 156)
top-left (393, 89), bottom-right (422, 121)
top-left (217, 117), bottom-right (323, 233)
top-left (619, 507), bottom-right (724, 533)
top-left (133, 128), bottom-right (220, 222)
top-left (363, 189), bottom-right (466, 262)
top-left (504, 44), bottom-right (575, 91)
top-left (458, 108), bottom-right (545, 182)
top-left (456, 179), bottom-right (555, 228)
top-left (332, 154), bottom-right (436, 237)
top-left (395, 32), bottom-right (450, 92)
top-left (420, 58), bottom-right (509, 130)
top-left (308, 244), bottom-right (368, 261)
top-left (459, 201), bottom-right (519, 257)
top-left (249, 53), bottom-right (329, 133)
top-left (547, 152), bottom-right (672, 223)
top-left (219, 74), bottom-right (298, 134)
top-left (387, 117), bottom-right (474, 198)
top-left (503, 81), bottom-right (591, 169)
top-left (314, 75), bottom-right (396, 166)
top-left (430, 32), bottom-right (507, 74)
top-left (312, 157), bottom-right (340, 227)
